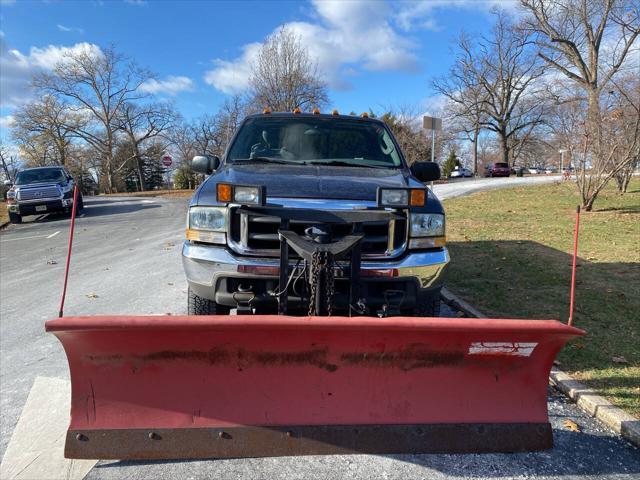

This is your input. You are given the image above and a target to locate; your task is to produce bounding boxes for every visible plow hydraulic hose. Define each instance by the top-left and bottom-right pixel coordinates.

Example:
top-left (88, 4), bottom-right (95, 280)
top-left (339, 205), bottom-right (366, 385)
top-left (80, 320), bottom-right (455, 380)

top-left (58, 185), bottom-right (79, 318)
top-left (568, 206), bottom-right (581, 327)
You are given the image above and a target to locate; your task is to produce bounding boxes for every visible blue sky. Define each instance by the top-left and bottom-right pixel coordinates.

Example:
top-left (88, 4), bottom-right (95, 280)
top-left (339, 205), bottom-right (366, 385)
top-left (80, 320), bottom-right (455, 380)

top-left (0, 0), bottom-right (518, 138)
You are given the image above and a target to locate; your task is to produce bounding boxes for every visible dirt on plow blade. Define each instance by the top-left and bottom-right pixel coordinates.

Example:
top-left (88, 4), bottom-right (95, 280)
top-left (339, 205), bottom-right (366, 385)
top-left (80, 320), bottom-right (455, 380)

top-left (46, 315), bottom-right (584, 460)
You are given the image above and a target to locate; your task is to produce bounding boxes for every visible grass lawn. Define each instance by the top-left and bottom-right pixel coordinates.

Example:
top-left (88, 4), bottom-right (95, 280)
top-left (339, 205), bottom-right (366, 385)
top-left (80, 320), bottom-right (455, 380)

top-left (0, 201), bottom-right (8, 225)
top-left (443, 179), bottom-right (640, 417)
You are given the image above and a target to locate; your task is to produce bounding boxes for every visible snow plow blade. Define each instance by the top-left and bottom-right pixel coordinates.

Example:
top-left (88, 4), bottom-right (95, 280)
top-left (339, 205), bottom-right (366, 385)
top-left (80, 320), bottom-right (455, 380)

top-left (46, 315), bottom-right (583, 459)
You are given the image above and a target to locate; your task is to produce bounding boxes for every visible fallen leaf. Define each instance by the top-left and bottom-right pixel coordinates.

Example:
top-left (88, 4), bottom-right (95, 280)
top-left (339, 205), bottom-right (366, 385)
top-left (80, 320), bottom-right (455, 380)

top-left (86, 293), bottom-right (99, 299)
top-left (573, 343), bottom-right (584, 349)
top-left (612, 355), bottom-right (629, 364)
top-left (47, 260), bottom-right (58, 265)
top-left (563, 419), bottom-right (580, 432)
top-left (167, 282), bottom-right (174, 286)
top-left (553, 360), bottom-right (562, 366)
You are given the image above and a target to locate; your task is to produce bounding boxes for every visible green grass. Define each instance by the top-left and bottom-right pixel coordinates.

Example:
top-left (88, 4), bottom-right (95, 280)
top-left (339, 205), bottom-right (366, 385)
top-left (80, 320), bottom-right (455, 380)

top-left (443, 179), bottom-right (640, 417)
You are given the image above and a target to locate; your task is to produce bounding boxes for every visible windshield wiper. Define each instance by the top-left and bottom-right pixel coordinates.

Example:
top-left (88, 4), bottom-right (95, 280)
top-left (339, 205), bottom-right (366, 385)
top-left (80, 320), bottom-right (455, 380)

top-left (306, 160), bottom-right (393, 169)
top-left (233, 157), bottom-right (298, 165)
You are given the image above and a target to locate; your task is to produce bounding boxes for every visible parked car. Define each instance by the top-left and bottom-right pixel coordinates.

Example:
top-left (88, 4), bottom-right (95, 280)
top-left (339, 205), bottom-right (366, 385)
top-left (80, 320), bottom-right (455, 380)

top-left (485, 162), bottom-right (511, 177)
top-left (449, 167), bottom-right (473, 178)
top-left (544, 167), bottom-right (557, 174)
top-left (5, 166), bottom-right (83, 224)
top-left (528, 167), bottom-right (541, 174)
top-left (184, 111), bottom-right (448, 317)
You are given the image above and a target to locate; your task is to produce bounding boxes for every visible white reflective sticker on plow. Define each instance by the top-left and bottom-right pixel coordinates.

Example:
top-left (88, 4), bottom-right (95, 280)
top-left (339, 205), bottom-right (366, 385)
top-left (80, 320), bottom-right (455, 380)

top-left (468, 342), bottom-right (538, 357)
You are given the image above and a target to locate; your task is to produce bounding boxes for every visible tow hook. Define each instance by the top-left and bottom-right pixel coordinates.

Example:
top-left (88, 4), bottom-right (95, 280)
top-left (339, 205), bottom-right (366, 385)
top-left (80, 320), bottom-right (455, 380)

top-left (377, 290), bottom-right (405, 318)
top-left (233, 284), bottom-right (255, 314)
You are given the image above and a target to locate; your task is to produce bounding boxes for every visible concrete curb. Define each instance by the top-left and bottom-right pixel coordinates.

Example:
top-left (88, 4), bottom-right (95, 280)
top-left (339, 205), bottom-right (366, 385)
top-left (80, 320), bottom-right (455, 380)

top-left (440, 287), bottom-right (640, 448)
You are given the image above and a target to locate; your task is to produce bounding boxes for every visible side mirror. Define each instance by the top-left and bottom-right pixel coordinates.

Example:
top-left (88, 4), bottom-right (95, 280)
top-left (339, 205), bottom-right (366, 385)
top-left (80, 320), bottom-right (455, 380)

top-left (411, 161), bottom-right (441, 183)
top-left (191, 155), bottom-right (220, 175)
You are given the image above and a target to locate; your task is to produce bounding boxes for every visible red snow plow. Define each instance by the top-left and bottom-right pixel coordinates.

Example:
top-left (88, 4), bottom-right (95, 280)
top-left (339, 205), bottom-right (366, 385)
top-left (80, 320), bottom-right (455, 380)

top-left (46, 187), bottom-right (585, 459)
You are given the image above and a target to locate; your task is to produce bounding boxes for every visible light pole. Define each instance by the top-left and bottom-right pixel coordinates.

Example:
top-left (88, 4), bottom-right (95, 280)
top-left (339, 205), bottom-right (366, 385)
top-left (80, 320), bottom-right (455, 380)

top-left (423, 116), bottom-right (442, 187)
top-left (559, 149), bottom-right (567, 175)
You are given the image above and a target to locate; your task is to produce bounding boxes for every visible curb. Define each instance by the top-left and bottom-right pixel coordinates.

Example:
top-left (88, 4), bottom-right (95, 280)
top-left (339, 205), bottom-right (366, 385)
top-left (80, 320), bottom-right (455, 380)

top-left (440, 287), bottom-right (640, 448)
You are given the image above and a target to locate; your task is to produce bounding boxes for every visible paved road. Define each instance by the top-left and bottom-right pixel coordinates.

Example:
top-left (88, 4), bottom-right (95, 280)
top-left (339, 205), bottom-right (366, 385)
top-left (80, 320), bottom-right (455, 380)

top-left (2, 175), bottom-right (638, 479)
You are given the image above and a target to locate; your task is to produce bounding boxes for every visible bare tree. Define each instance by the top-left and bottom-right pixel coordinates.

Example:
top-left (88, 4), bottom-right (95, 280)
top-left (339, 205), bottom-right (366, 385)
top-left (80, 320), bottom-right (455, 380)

top-left (379, 106), bottom-right (432, 165)
top-left (434, 12), bottom-right (547, 168)
top-left (116, 102), bottom-right (176, 190)
top-left (33, 46), bottom-right (150, 192)
top-left (521, 0), bottom-right (640, 209)
top-left (249, 27), bottom-right (329, 112)
top-left (0, 144), bottom-right (20, 183)
top-left (11, 96), bottom-right (81, 167)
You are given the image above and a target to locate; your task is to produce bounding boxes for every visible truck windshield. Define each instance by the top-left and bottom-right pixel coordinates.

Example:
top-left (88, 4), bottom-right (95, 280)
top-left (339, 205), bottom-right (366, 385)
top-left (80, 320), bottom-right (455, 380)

top-left (227, 117), bottom-right (402, 168)
top-left (15, 169), bottom-right (66, 185)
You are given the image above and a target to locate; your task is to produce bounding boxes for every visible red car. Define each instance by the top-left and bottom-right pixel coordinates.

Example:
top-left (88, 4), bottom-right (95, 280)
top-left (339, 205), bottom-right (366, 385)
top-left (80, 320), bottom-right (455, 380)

top-left (485, 162), bottom-right (511, 177)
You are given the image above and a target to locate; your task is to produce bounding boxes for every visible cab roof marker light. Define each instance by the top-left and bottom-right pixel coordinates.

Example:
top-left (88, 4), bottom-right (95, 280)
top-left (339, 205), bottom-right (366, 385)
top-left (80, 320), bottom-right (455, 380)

top-left (312, 108), bottom-right (320, 115)
top-left (361, 112), bottom-right (369, 118)
top-left (293, 107), bottom-right (301, 114)
top-left (331, 109), bottom-right (339, 116)
top-left (263, 107), bottom-right (271, 114)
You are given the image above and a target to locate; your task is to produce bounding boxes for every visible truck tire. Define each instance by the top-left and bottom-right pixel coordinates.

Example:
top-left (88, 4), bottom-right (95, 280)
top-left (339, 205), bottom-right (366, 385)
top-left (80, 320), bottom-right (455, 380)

top-left (8, 212), bottom-right (22, 224)
top-left (412, 290), bottom-right (441, 317)
top-left (188, 287), bottom-right (230, 315)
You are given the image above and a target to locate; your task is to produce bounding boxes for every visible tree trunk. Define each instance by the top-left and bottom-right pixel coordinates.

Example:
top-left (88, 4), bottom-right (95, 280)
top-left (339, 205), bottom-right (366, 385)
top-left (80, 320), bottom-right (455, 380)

top-left (499, 130), bottom-right (509, 165)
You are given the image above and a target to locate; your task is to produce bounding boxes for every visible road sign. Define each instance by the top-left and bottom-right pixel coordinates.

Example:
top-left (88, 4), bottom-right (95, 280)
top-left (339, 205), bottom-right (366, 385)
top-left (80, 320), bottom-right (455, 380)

top-left (162, 155), bottom-right (172, 167)
top-left (423, 116), bottom-right (442, 131)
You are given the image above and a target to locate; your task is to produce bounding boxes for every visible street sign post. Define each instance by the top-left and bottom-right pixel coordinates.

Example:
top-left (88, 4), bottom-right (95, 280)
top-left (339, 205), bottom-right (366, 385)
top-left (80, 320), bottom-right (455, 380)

top-left (423, 116), bottom-right (442, 187)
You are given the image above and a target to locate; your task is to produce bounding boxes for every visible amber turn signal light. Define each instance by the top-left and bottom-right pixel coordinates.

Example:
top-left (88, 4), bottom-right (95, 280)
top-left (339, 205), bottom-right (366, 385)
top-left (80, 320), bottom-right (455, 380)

top-left (217, 183), bottom-right (232, 203)
top-left (410, 189), bottom-right (426, 206)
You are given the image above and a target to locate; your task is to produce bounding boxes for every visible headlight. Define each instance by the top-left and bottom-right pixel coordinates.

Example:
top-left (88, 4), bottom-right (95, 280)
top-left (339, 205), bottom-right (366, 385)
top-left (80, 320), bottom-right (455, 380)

top-left (410, 213), bottom-right (445, 237)
top-left (6, 189), bottom-right (15, 200)
top-left (377, 188), bottom-right (427, 207)
top-left (186, 206), bottom-right (227, 244)
top-left (380, 189), bottom-right (408, 207)
top-left (216, 183), bottom-right (265, 205)
top-left (189, 206), bottom-right (227, 231)
top-left (234, 186), bottom-right (261, 204)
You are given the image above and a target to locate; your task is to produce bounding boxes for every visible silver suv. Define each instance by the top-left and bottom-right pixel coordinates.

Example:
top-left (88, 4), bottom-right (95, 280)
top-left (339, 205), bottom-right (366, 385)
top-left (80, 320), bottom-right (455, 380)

top-left (5, 166), bottom-right (84, 224)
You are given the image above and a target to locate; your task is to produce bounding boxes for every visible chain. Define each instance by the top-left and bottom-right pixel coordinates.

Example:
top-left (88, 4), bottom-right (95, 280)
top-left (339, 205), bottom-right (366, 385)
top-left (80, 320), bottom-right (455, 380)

top-left (307, 250), bottom-right (335, 316)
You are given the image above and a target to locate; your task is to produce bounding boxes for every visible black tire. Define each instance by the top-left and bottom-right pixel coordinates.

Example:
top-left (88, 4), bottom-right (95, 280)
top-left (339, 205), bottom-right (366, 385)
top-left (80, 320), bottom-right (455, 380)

top-left (8, 212), bottom-right (22, 224)
top-left (412, 290), bottom-right (441, 317)
top-left (77, 196), bottom-right (84, 212)
top-left (188, 287), bottom-right (231, 315)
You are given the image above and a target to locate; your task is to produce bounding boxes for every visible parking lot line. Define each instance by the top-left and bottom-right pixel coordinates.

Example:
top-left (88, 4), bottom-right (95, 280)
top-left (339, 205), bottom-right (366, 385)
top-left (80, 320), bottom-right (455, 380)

top-left (0, 234), bottom-right (50, 243)
top-left (46, 231), bottom-right (61, 239)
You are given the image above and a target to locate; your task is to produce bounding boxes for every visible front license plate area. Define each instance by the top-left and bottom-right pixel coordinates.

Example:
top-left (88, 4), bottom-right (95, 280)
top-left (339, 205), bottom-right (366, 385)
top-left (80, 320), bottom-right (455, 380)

top-left (35, 205), bottom-right (47, 212)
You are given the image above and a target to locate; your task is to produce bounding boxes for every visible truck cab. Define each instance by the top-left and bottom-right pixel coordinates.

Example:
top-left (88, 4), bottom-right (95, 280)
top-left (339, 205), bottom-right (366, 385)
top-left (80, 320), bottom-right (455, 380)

top-left (182, 112), bottom-right (449, 317)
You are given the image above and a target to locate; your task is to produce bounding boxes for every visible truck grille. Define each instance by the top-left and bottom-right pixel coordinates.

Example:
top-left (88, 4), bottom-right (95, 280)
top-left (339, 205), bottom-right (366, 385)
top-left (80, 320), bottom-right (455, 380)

top-left (18, 186), bottom-right (60, 201)
top-left (229, 208), bottom-right (407, 258)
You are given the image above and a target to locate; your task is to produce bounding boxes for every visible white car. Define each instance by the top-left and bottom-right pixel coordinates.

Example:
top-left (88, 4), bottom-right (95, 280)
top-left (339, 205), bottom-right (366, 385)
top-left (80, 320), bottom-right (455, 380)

top-left (449, 167), bottom-right (473, 178)
top-left (528, 167), bottom-right (541, 174)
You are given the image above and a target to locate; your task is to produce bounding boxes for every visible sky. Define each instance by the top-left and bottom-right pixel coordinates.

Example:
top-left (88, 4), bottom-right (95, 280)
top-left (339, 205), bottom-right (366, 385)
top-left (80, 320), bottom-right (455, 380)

top-left (0, 0), bottom-right (520, 142)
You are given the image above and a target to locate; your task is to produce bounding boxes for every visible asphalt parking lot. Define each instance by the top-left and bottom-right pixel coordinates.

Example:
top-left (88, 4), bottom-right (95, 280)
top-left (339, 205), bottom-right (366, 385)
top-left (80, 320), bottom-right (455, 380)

top-left (2, 176), bottom-right (638, 479)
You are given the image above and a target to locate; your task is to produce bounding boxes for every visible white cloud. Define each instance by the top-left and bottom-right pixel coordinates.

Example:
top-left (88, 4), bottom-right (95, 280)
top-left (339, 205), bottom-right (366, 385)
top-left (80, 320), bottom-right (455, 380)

top-left (140, 75), bottom-right (194, 95)
top-left (57, 24), bottom-right (84, 34)
top-left (0, 35), bottom-right (102, 107)
top-left (0, 114), bottom-right (15, 130)
top-left (394, 0), bottom-right (520, 31)
top-left (203, 0), bottom-right (420, 94)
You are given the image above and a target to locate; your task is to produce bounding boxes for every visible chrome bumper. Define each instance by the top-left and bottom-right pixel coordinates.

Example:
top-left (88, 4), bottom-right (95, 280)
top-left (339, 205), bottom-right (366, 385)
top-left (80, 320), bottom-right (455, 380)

top-left (182, 241), bottom-right (449, 291)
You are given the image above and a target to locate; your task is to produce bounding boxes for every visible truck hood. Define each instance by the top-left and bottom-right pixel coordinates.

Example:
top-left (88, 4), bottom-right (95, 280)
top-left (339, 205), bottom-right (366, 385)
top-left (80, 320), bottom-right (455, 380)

top-left (198, 163), bottom-right (418, 202)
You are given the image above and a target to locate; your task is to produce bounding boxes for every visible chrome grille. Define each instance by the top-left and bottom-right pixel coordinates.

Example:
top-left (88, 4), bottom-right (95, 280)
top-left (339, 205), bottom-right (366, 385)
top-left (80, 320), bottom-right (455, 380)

top-left (229, 208), bottom-right (407, 258)
top-left (18, 185), bottom-right (60, 201)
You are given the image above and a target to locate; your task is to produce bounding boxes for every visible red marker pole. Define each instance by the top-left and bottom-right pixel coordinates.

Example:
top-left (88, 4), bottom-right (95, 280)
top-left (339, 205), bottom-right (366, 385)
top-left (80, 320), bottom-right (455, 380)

top-left (58, 185), bottom-right (79, 318)
top-left (568, 206), bottom-right (581, 326)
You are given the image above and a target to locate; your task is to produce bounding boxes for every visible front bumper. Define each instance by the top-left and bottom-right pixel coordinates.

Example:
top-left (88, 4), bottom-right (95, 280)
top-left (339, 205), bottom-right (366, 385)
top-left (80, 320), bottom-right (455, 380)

top-left (182, 242), bottom-right (449, 308)
top-left (9, 198), bottom-right (74, 215)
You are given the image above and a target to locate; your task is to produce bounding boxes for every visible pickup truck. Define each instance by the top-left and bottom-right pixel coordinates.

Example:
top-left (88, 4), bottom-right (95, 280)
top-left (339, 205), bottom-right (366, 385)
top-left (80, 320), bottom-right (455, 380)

top-left (5, 166), bottom-right (83, 224)
top-left (182, 112), bottom-right (449, 317)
